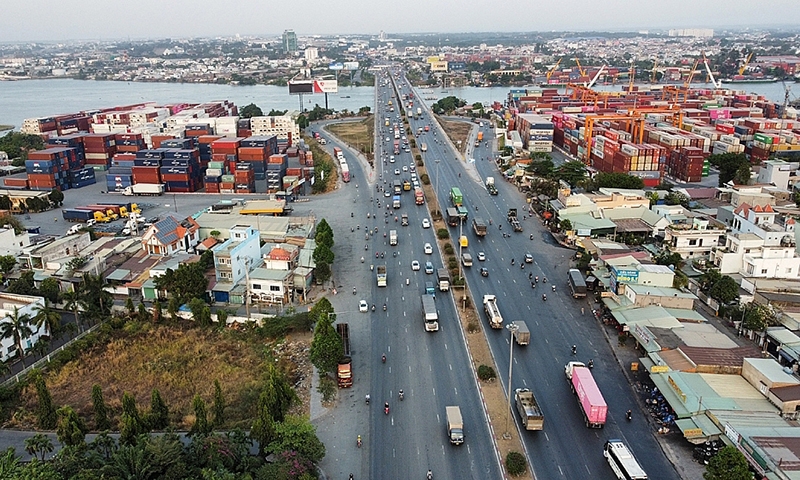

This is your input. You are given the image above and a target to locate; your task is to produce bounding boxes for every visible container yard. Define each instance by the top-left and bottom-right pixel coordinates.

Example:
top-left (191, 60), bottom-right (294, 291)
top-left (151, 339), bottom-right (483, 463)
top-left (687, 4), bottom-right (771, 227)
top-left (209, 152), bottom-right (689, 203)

top-left (6, 101), bottom-right (315, 198)
top-left (506, 84), bottom-right (800, 185)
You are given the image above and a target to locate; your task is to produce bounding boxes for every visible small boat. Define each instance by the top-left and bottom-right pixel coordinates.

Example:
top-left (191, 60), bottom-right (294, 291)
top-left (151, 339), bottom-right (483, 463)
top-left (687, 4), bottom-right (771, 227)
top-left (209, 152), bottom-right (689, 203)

top-left (340, 95), bottom-right (351, 98)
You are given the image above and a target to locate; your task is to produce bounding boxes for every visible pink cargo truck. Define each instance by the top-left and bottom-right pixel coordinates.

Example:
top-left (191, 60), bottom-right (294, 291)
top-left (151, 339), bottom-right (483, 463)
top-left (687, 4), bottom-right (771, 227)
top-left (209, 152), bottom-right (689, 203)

top-left (565, 362), bottom-right (607, 428)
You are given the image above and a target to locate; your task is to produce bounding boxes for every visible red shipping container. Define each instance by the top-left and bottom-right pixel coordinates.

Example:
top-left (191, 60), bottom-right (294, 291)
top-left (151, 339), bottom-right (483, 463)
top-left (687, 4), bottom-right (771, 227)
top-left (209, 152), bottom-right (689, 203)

top-left (4, 177), bottom-right (29, 188)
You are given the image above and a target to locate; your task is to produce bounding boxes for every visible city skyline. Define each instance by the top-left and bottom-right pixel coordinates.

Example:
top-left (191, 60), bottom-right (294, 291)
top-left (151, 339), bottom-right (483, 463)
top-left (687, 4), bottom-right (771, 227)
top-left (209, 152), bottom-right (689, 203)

top-left (2, 0), bottom-right (800, 42)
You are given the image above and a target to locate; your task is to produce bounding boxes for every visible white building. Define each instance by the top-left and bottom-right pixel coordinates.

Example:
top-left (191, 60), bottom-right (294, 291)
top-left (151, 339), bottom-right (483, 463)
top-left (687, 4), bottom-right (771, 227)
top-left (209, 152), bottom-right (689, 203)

top-left (664, 217), bottom-right (726, 259)
top-left (757, 160), bottom-right (799, 191)
top-left (713, 203), bottom-right (800, 279)
top-left (0, 293), bottom-right (47, 362)
top-left (212, 225), bottom-right (261, 284)
top-left (0, 226), bottom-right (30, 257)
top-left (249, 115), bottom-right (300, 143)
top-left (304, 47), bottom-right (319, 62)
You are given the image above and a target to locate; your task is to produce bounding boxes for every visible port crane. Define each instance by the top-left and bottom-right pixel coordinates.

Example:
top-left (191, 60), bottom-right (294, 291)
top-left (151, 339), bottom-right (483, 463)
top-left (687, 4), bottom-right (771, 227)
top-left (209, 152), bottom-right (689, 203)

top-left (739, 52), bottom-right (754, 76)
top-left (702, 51), bottom-right (722, 88)
top-left (650, 60), bottom-right (660, 84)
top-left (544, 58), bottom-right (562, 83)
top-left (574, 58), bottom-right (587, 78)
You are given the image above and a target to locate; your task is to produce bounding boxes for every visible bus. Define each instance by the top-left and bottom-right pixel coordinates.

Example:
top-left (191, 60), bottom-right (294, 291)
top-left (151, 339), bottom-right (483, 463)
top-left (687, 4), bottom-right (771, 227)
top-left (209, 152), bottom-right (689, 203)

top-left (604, 440), bottom-right (647, 480)
top-left (449, 187), bottom-right (463, 207)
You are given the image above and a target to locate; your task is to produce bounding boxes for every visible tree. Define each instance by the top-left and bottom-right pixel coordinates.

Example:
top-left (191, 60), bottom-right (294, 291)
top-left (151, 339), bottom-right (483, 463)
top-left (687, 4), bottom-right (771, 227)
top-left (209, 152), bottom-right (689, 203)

top-left (47, 188), bottom-right (64, 207)
top-left (119, 392), bottom-right (145, 446)
top-left (154, 262), bottom-right (209, 305)
top-left (655, 251), bottom-right (684, 270)
top-left (0, 306), bottom-right (34, 367)
top-left (24, 433), bottom-right (53, 462)
top-left (209, 230), bottom-right (221, 239)
top-left (137, 302), bottom-right (150, 322)
top-left (0, 131), bottom-right (45, 165)
top-left (267, 109), bottom-right (288, 116)
top-left (60, 289), bottom-right (84, 333)
top-left (699, 269), bottom-right (723, 294)
top-left (709, 275), bottom-right (740, 305)
top-left (189, 394), bottom-right (212, 437)
top-left (33, 300), bottom-right (61, 338)
top-left (0, 448), bottom-right (20, 478)
top-left (0, 214), bottom-right (25, 235)
top-left (664, 191), bottom-right (689, 207)
top-left (647, 191), bottom-right (660, 206)
top-left (742, 303), bottom-right (776, 332)
top-left (152, 300), bottom-right (162, 323)
top-left (37, 277), bottom-right (61, 305)
top-left (0, 196), bottom-right (10, 211)
top-left (239, 103), bottom-right (263, 118)
top-left (6, 270), bottom-right (37, 296)
top-left (125, 297), bottom-right (135, 317)
top-left (315, 219), bottom-right (333, 246)
top-left (212, 380), bottom-right (226, 427)
top-left (309, 314), bottom-right (343, 376)
top-left (559, 219), bottom-right (572, 232)
top-left (92, 384), bottom-right (111, 431)
top-left (188, 297), bottom-right (212, 327)
top-left (707, 153), bottom-right (750, 186)
top-left (267, 415), bottom-right (326, 462)
top-left (147, 389), bottom-right (170, 431)
top-left (106, 443), bottom-right (156, 479)
top-left (56, 405), bottom-right (88, 448)
top-left (528, 158), bottom-right (555, 178)
top-left (593, 172), bottom-right (644, 190)
top-left (0, 255), bottom-right (16, 278)
top-left (81, 274), bottom-right (112, 323)
top-left (31, 370), bottom-right (57, 429)
top-left (555, 161), bottom-right (587, 187)
top-left (703, 445), bottom-right (752, 480)
top-left (312, 244), bottom-right (334, 266)
top-left (297, 114), bottom-right (309, 129)
top-left (735, 163), bottom-right (752, 185)
top-left (168, 296), bottom-right (180, 322)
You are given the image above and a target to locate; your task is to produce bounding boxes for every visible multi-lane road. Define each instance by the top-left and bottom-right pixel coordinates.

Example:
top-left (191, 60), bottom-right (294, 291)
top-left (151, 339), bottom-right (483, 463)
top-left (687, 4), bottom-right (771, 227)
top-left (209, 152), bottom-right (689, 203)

top-left (319, 68), bottom-right (682, 480)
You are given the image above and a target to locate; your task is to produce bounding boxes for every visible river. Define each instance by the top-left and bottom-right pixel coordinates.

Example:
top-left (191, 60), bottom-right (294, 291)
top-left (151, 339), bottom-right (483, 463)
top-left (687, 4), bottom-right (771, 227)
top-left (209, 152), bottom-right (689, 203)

top-left (0, 79), bottom-right (793, 130)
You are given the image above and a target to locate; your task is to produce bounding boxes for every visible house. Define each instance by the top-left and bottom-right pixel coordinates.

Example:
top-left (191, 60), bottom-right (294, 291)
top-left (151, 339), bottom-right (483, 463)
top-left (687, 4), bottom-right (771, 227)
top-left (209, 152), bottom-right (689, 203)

top-left (22, 232), bottom-right (93, 271)
top-left (663, 217), bottom-right (726, 259)
top-left (209, 225), bottom-right (261, 304)
top-left (0, 226), bottom-right (31, 257)
top-left (248, 268), bottom-right (292, 305)
top-left (141, 215), bottom-right (200, 256)
top-left (0, 293), bottom-right (47, 362)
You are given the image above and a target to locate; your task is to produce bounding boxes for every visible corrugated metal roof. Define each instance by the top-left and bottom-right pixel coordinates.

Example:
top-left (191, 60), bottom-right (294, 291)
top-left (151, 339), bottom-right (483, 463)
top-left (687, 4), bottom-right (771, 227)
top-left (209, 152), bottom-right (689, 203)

top-left (745, 358), bottom-right (800, 386)
top-left (680, 345), bottom-right (762, 368)
top-left (615, 305), bottom-right (683, 329)
top-left (771, 384), bottom-right (800, 402)
top-left (767, 327), bottom-right (800, 346)
top-left (105, 268), bottom-right (130, 282)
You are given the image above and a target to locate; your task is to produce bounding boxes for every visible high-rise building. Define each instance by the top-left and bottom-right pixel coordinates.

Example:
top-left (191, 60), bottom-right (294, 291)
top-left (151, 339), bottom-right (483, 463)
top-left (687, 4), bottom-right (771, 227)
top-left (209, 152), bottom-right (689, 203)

top-left (283, 30), bottom-right (298, 54)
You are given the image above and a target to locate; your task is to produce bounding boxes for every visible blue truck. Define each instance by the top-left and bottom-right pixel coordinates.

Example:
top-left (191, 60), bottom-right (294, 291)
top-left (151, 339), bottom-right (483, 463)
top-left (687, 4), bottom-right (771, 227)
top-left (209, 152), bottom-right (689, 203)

top-left (62, 208), bottom-right (95, 222)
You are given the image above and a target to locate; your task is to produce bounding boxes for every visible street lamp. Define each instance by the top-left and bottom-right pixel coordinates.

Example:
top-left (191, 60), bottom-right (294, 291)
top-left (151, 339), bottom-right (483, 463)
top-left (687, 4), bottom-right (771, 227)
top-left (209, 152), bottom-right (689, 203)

top-left (503, 322), bottom-right (519, 440)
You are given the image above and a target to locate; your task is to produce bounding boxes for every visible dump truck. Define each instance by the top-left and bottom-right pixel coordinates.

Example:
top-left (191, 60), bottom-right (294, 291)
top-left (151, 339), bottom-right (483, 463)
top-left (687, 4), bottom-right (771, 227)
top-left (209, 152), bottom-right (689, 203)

top-left (437, 268), bottom-right (450, 292)
top-left (472, 217), bottom-right (488, 237)
top-left (62, 208), bottom-right (96, 222)
top-left (336, 323), bottom-right (353, 388)
top-left (565, 362), bottom-right (607, 428)
top-left (446, 207), bottom-right (461, 227)
top-left (477, 131), bottom-right (484, 142)
top-left (415, 188), bottom-right (425, 205)
top-left (483, 294), bottom-right (503, 329)
top-left (401, 214), bottom-right (408, 226)
top-left (446, 406), bottom-right (464, 445)
top-left (515, 388), bottom-right (544, 431)
top-left (377, 265), bottom-right (387, 287)
top-left (421, 294), bottom-right (439, 332)
top-left (486, 176), bottom-right (498, 195)
top-left (123, 183), bottom-right (165, 196)
top-left (508, 208), bottom-right (523, 232)
top-left (403, 179), bottom-right (411, 191)
top-left (390, 230), bottom-right (398, 246)
top-left (568, 269), bottom-right (587, 299)
top-left (513, 321), bottom-right (530, 346)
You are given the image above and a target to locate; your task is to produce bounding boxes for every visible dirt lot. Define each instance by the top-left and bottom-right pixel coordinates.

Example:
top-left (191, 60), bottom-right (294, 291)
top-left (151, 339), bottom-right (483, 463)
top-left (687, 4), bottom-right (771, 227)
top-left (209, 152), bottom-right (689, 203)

top-left (9, 323), bottom-right (312, 432)
top-left (327, 117), bottom-right (375, 164)
top-left (436, 115), bottom-right (473, 157)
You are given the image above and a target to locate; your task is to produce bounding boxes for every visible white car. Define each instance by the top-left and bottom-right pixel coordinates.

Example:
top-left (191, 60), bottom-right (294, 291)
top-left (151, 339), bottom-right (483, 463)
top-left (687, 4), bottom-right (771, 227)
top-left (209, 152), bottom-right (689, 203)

top-left (359, 300), bottom-right (368, 313)
top-left (386, 137), bottom-right (390, 142)
top-left (411, 260), bottom-right (420, 271)
top-left (402, 165), bottom-right (408, 172)
top-left (422, 218), bottom-right (431, 229)
top-left (394, 169), bottom-right (400, 175)
top-left (424, 243), bottom-right (433, 255)
top-left (390, 156), bottom-right (395, 163)
top-left (478, 252), bottom-right (486, 261)
top-left (384, 191), bottom-right (391, 197)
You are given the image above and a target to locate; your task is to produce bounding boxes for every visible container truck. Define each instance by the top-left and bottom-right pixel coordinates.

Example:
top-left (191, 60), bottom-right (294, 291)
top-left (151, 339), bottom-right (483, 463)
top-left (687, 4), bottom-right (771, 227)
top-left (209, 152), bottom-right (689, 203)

top-left (446, 406), bottom-right (464, 445)
top-left (472, 218), bottom-right (488, 236)
top-left (122, 184), bottom-right (165, 196)
top-left (486, 177), bottom-right (498, 195)
top-left (512, 321), bottom-right (530, 346)
top-left (565, 362), bottom-right (607, 428)
top-left (414, 188), bottom-right (425, 205)
top-left (392, 195), bottom-right (401, 209)
top-left (483, 294), bottom-right (503, 329)
top-left (515, 388), bottom-right (544, 431)
top-left (507, 208), bottom-right (523, 232)
top-left (477, 131), bottom-right (484, 142)
top-left (62, 208), bottom-right (96, 222)
top-left (336, 323), bottom-right (353, 388)
top-left (437, 268), bottom-right (450, 292)
top-left (376, 265), bottom-right (387, 287)
top-left (393, 180), bottom-right (402, 195)
top-left (568, 269), bottom-right (587, 299)
top-left (421, 294), bottom-right (439, 332)
top-left (333, 147), bottom-right (343, 161)
top-left (389, 230), bottom-right (398, 246)
top-left (393, 140), bottom-right (400, 155)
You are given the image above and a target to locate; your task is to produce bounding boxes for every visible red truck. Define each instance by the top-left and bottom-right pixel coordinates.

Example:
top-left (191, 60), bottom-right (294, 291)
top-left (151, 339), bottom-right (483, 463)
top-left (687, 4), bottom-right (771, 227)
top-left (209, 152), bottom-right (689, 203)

top-left (414, 187), bottom-right (425, 205)
top-left (565, 362), bottom-right (607, 428)
top-left (393, 140), bottom-right (400, 155)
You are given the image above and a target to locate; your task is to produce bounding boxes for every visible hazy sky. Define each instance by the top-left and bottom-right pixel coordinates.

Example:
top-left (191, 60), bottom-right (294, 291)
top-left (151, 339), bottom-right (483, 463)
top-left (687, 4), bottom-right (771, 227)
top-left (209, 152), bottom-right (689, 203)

top-left (2, 0), bottom-right (799, 42)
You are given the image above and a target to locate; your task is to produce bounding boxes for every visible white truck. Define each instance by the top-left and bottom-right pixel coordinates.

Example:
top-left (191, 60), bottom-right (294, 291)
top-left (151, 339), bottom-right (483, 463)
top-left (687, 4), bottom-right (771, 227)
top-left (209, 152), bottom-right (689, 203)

top-left (446, 406), bottom-right (464, 445)
top-left (123, 183), bottom-right (165, 196)
top-left (513, 321), bottom-right (530, 346)
top-left (486, 176), bottom-right (498, 195)
top-left (389, 230), bottom-right (398, 246)
top-left (421, 294), bottom-right (439, 332)
top-left (437, 268), bottom-right (450, 292)
top-left (376, 265), bottom-right (387, 287)
top-left (416, 107), bottom-right (422, 118)
top-left (483, 294), bottom-right (503, 329)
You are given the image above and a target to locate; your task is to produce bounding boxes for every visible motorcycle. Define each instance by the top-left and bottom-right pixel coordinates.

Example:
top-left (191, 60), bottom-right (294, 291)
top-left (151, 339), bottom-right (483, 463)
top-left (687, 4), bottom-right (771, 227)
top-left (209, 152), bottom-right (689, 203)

top-left (542, 294), bottom-right (547, 301)
top-left (351, 212), bottom-right (354, 218)
top-left (367, 213), bottom-right (371, 219)
top-left (571, 345), bottom-right (577, 355)
top-left (399, 390), bottom-right (404, 401)
top-left (353, 287), bottom-right (357, 295)
top-left (531, 282), bottom-right (536, 289)
top-left (381, 252), bottom-right (385, 258)
top-left (427, 471), bottom-right (433, 480)
top-left (365, 394), bottom-right (370, 405)
top-left (588, 359), bottom-right (594, 369)
top-left (382, 354), bottom-right (386, 364)
top-left (626, 410), bottom-right (633, 422)
top-left (552, 285), bottom-right (556, 292)
top-left (357, 435), bottom-right (362, 448)
top-left (375, 252), bottom-right (380, 258)
top-left (384, 403), bottom-right (390, 415)
top-left (383, 304), bottom-right (387, 311)
top-left (361, 256), bottom-right (365, 263)
top-left (371, 304), bottom-right (376, 312)
top-left (543, 277), bottom-right (547, 283)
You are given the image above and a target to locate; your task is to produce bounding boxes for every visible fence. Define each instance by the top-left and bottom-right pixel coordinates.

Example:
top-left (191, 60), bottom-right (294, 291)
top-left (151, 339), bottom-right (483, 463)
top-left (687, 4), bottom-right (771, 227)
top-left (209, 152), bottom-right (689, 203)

top-left (0, 323), bottom-right (101, 389)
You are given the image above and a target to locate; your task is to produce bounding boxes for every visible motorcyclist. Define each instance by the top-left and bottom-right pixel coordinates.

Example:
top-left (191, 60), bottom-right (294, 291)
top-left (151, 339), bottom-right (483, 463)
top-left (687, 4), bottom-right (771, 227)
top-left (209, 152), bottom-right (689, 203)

top-left (384, 402), bottom-right (390, 413)
top-left (528, 273), bottom-right (533, 280)
top-left (382, 353), bottom-right (386, 363)
top-left (626, 409), bottom-right (632, 421)
top-left (353, 287), bottom-right (357, 295)
top-left (535, 276), bottom-right (539, 283)
top-left (571, 345), bottom-right (577, 355)
top-left (365, 394), bottom-right (370, 404)
top-left (510, 258), bottom-right (515, 265)
top-left (552, 285), bottom-right (556, 291)
top-left (427, 470), bottom-right (433, 480)
top-left (588, 359), bottom-right (594, 368)
top-left (371, 304), bottom-right (376, 312)
top-left (542, 294), bottom-right (547, 301)
top-left (399, 389), bottom-right (404, 400)
top-left (383, 303), bottom-right (387, 311)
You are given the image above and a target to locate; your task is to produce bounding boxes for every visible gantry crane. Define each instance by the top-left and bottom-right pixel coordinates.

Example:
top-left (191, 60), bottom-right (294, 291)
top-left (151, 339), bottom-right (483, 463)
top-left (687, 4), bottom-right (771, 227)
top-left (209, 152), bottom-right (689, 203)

top-left (544, 58), bottom-right (562, 83)
top-left (651, 60), bottom-right (659, 84)
top-left (574, 58), bottom-right (587, 78)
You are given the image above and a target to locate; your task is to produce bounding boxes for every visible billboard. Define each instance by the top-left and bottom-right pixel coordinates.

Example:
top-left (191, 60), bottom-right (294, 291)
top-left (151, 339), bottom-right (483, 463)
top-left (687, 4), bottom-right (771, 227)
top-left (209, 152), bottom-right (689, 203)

top-left (343, 61), bottom-right (359, 71)
top-left (329, 63), bottom-right (344, 71)
top-left (288, 81), bottom-right (314, 95)
top-left (313, 79), bottom-right (339, 94)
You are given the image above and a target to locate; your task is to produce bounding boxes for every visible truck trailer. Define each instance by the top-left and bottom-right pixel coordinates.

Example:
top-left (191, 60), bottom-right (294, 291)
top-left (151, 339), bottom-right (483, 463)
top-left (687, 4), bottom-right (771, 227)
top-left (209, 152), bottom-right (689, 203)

top-left (515, 388), bottom-right (544, 431)
top-left (446, 406), bottom-right (464, 445)
top-left (389, 230), bottom-right (398, 246)
top-left (565, 362), bottom-right (607, 428)
top-left (568, 269), bottom-right (587, 298)
top-left (376, 265), bottom-right (387, 287)
top-left (472, 217), bottom-right (487, 236)
top-left (336, 323), bottom-right (353, 388)
top-left (122, 183), bottom-right (165, 196)
top-left (486, 176), bottom-right (498, 195)
top-left (512, 321), bottom-right (530, 346)
top-left (483, 294), bottom-right (503, 329)
top-left (421, 294), bottom-right (439, 332)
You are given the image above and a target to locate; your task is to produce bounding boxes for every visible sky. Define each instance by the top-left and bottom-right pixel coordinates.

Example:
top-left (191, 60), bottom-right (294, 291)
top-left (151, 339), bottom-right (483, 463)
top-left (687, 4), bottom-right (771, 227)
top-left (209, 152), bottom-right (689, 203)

top-left (1, 0), bottom-right (799, 42)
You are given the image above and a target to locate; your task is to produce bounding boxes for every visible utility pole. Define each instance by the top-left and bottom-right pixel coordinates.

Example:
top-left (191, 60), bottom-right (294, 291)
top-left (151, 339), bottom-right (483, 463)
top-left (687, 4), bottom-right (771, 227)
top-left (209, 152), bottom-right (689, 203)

top-left (504, 322), bottom-right (519, 439)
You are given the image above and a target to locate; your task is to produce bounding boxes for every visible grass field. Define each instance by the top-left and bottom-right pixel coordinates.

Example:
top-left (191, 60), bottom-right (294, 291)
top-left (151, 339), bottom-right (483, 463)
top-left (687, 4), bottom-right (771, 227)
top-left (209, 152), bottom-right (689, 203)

top-left (9, 322), bottom-right (309, 431)
top-left (436, 115), bottom-right (473, 157)
top-left (327, 117), bottom-right (375, 165)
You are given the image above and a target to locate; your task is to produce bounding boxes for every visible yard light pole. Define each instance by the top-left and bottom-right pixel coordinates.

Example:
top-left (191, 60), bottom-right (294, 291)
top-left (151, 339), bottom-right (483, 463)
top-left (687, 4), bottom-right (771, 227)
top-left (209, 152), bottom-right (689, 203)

top-left (504, 322), bottom-right (519, 439)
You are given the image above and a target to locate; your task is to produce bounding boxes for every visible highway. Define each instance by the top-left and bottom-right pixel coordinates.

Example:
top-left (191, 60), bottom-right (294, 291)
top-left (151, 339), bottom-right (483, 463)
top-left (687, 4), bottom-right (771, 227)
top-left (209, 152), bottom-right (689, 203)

top-left (339, 70), bottom-right (503, 480)
top-left (401, 73), bottom-right (682, 480)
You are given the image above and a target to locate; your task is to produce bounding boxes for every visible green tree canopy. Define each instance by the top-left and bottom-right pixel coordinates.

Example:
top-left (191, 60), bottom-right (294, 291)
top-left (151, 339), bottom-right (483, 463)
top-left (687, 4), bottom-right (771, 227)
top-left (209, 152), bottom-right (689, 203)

top-left (555, 161), bottom-right (587, 187)
top-left (707, 153), bottom-right (750, 187)
top-left (309, 312), bottom-right (343, 375)
top-left (239, 103), bottom-right (263, 118)
top-left (703, 445), bottom-right (752, 480)
top-left (56, 405), bottom-right (88, 448)
top-left (297, 114), bottom-right (309, 129)
top-left (528, 158), bottom-right (555, 178)
top-left (153, 262), bottom-right (209, 305)
top-left (48, 188), bottom-right (64, 206)
top-left (0, 131), bottom-right (45, 166)
top-left (431, 96), bottom-right (467, 115)
top-left (593, 172), bottom-right (644, 190)
top-left (267, 109), bottom-right (287, 116)
top-left (268, 415), bottom-right (326, 463)
top-left (709, 275), bottom-right (740, 305)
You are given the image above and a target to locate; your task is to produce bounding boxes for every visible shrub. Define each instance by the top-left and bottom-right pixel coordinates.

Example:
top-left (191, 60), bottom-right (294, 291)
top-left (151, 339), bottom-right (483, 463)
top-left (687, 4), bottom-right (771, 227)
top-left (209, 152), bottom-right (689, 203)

top-left (443, 242), bottom-right (453, 254)
top-left (415, 154), bottom-right (422, 162)
top-left (436, 228), bottom-right (450, 239)
top-left (421, 174), bottom-right (430, 185)
top-left (317, 376), bottom-right (337, 404)
top-left (448, 258), bottom-right (458, 269)
top-left (506, 451), bottom-right (527, 476)
top-left (477, 365), bottom-right (496, 381)
top-left (452, 276), bottom-right (466, 286)
top-left (467, 321), bottom-right (480, 334)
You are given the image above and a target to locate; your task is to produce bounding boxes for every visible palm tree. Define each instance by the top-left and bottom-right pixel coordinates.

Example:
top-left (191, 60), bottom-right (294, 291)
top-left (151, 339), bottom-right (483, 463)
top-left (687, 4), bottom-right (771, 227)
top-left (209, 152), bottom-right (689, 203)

top-left (82, 274), bottom-right (113, 324)
top-left (0, 307), bottom-right (34, 368)
top-left (32, 300), bottom-right (61, 338)
top-left (61, 289), bottom-right (83, 333)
